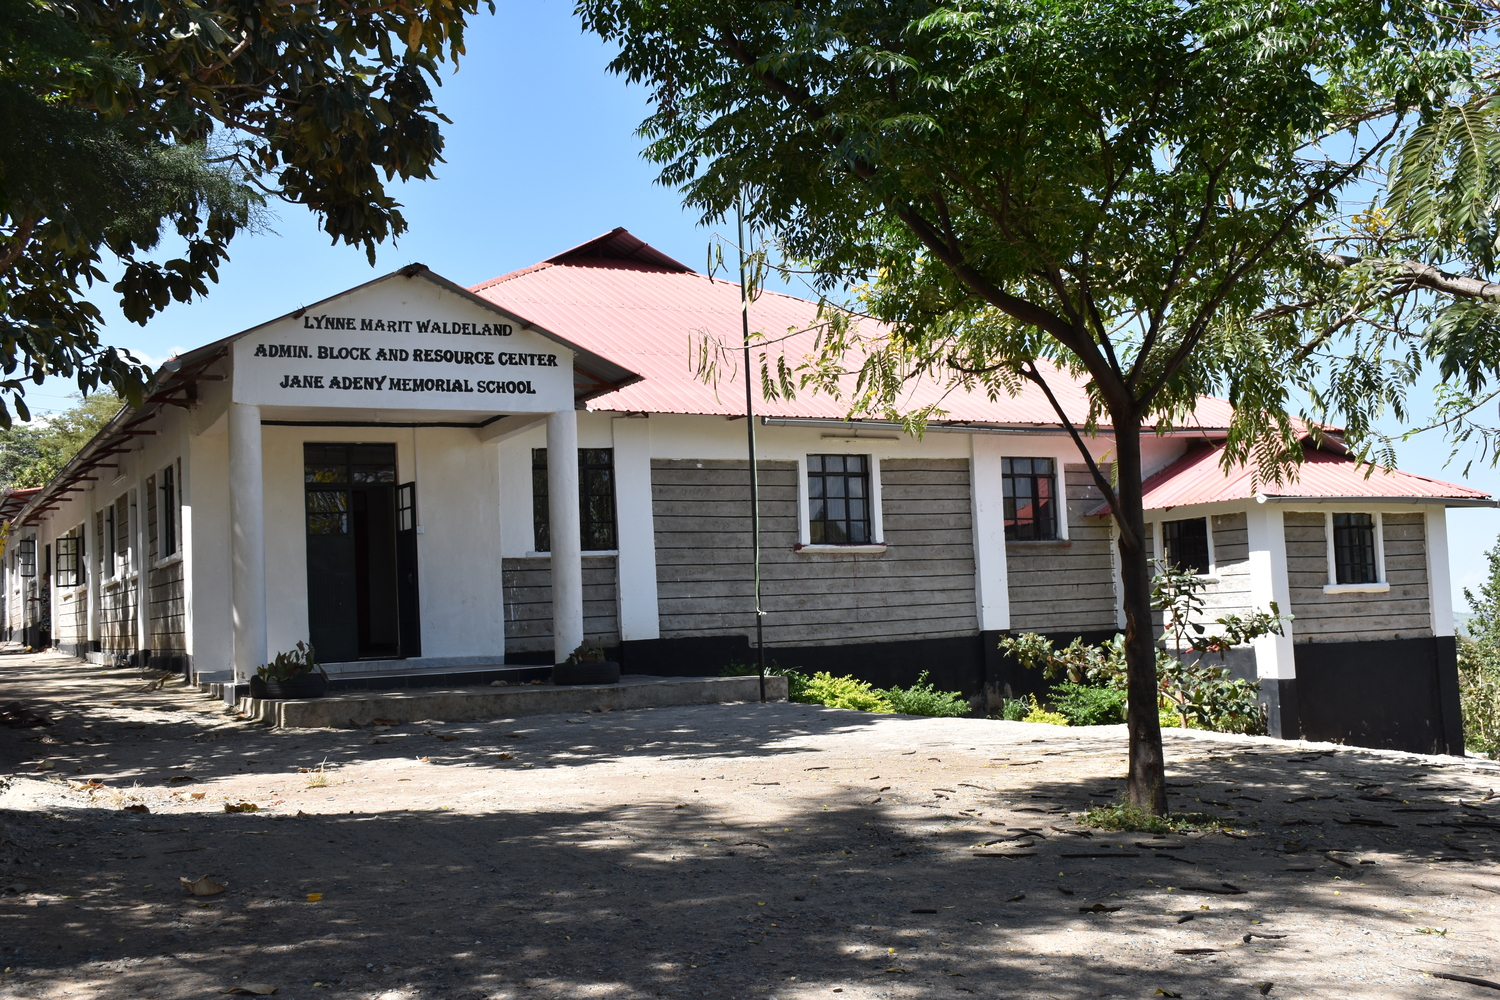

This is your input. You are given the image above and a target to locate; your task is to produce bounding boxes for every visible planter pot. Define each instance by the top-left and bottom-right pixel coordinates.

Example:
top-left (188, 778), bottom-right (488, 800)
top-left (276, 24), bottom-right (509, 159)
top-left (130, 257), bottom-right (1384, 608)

top-left (256, 673), bottom-right (330, 699)
top-left (552, 661), bottom-right (621, 686)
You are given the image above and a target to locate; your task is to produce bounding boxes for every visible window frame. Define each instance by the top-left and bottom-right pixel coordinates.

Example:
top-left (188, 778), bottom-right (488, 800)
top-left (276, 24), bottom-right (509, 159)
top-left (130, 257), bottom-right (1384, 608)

top-left (530, 447), bottom-right (620, 554)
top-left (1001, 456), bottom-right (1063, 542)
top-left (802, 453), bottom-right (876, 547)
top-left (795, 455), bottom-right (885, 551)
top-left (55, 526), bottom-right (84, 589)
top-left (1324, 510), bottom-right (1387, 593)
top-left (157, 460), bottom-right (179, 561)
top-left (1157, 516), bottom-right (1215, 576)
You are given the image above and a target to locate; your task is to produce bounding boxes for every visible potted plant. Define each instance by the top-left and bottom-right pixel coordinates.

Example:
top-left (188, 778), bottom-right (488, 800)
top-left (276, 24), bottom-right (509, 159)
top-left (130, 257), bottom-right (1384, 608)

top-left (250, 642), bottom-right (329, 699)
top-left (552, 642), bottom-right (620, 686)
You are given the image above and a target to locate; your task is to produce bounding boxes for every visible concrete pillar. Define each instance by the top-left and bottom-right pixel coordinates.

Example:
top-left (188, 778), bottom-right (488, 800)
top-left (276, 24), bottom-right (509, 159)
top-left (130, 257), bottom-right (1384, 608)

top-left (1246, 501), bottom-right (1297, 738)
top-left (229, 402), bottom-right (266, 700)
top-left (85, 492), bottom-right (99, 649)
top-left (547, 408), bottom-right (584, 663)
top-left (1425, 506), bottom-right (1465, 753)
top-left (135, 484), bottom-right (150, 666)
top-left (611, 416), bottom-right (659, 642)
top-left (968, 434), bottom-right (1011, 632)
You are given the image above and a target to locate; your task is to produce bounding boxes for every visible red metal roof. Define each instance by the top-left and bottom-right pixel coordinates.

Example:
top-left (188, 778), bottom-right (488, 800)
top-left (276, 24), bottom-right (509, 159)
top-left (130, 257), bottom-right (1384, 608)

top-left (471, 229), bottom-right (1236, 429)
top-left (1105, 441), bottom-right (1493, 513)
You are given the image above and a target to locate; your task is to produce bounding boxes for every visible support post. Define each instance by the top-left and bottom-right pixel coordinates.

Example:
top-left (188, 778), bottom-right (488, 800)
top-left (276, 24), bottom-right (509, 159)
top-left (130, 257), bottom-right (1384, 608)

top-left (612, 416), bottom-right (659, 642)
top-left (1425, 506), bottom-right (1465, 754)
top-left (85, 491), bottom-right (99, 651)
top-left (547, 408), bottom-right (584, 664)
top-left (228, 402), bottom-right (266, 703)
top-left (135, 484), bottom-right (150, 666)
top-left (1246, 501), bottom-right (1297, 738)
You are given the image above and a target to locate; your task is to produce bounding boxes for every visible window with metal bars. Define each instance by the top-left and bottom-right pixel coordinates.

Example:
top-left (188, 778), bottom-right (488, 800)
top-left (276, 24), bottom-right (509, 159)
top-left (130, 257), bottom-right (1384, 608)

top-left (159, 463), bottom-right (178, 557)
top-left (1002, 457), bottom-right (1058, 541)
top-left (806, 454), bottom-right (872, 544)
top-left (55, 530), bottom-right (83, 588)
top-left (531, 448), bottom-right (617, 552)
top-left (1162, 517), bottom-right (1211, 575)
top-left (1333, 513), bottom-right (1378, 584)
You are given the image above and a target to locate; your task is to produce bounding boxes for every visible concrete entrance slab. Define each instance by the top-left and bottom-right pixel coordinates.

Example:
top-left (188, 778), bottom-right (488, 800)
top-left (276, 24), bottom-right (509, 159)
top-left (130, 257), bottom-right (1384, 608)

top-left (238, 672), bottom-right (788, 727)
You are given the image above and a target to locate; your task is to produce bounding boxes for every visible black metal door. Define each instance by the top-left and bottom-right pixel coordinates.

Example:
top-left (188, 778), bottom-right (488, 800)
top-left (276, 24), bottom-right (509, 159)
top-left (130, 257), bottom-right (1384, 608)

top-left (395, 481), bottom-right (421, 657)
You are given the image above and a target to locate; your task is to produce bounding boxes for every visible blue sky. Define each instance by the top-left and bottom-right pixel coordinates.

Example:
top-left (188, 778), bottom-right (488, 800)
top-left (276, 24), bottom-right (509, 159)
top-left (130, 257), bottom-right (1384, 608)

top-left (29, 0), bottom-right (1500, 610)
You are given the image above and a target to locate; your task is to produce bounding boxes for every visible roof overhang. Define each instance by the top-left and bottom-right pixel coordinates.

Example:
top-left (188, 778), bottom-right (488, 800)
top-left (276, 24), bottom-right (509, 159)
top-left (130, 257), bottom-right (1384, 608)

top-left (1253, 493), bottom-right (1497, 508)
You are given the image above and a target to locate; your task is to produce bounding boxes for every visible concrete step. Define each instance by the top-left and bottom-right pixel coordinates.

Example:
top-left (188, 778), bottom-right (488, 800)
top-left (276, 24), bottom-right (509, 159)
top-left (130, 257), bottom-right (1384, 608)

top-left (238, 673), bottom-right (789, 728)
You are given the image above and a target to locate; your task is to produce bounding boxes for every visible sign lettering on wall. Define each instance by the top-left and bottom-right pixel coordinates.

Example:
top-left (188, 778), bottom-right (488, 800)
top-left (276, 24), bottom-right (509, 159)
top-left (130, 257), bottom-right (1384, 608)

top-left (232, 284), bottom-right (577, 413)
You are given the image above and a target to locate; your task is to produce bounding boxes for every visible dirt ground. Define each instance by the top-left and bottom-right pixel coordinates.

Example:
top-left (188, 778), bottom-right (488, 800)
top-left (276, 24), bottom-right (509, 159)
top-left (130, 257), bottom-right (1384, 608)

top-left (2, 651), bottom-right (1499, 1000)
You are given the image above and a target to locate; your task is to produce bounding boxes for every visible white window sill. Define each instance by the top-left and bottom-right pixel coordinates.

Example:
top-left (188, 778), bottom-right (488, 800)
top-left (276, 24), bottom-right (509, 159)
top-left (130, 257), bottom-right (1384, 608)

top-left (521, 550), bottom-right (619, 558)
top-left (1323, 582), bottom-right (1390, 594)
top-left (793, 543), bottom-right (887, 555)
top-left (152, 553), bottom-right (184, 571)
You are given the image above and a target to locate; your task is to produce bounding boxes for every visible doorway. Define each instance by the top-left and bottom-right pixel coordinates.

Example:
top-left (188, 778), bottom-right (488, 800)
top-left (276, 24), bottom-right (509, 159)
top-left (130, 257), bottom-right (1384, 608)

top-left (304, 443), bottom-right (420, 662)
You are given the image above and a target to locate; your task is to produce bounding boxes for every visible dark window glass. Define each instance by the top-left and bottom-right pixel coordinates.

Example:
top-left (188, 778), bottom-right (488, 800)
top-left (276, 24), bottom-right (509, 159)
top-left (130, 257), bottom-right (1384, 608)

top-left (397, 483), bottom-right (416, 533)
top-left (1162, 517), bottom-right (1211, 575)
top-left (1002, 457), bottom-right (1058, 541)
top-left (17, 538), bottom-right (35, 577)
top-left (304, 444), bottom-right (396, 536)
top-left (1333, 513), bottom-right (1378, 584)
top-left (807, 454), bottom-right (871, 544)
top-left (56, 533), bottom-right (81, 588)
top-left (159, 464), bottom-right (177, 557)
top-left (532, 448), bottom-right (618, 551)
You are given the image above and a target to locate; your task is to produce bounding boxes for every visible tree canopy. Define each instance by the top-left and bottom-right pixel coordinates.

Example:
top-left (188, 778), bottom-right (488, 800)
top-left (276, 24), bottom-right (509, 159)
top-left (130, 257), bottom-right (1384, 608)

top-left (577, 0), bottom-right (1494, 810)
top-left (0, 390), bottom-right (120, 489)
top-left (0, 0), bottom-right (489, 424)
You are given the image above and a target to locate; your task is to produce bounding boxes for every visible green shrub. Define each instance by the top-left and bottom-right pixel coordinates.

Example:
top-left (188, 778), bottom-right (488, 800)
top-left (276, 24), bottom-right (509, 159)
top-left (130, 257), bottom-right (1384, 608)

top-left (1050, 682), bottom-right (1127, 726)
top-left (793, 671), bottom-right (894, 712)
top-left (993, 698), bottom-right (1029, 721)
top-left (1459, 638), bottom-right (1500, 757)
top-left (1022, 694), bottom-right (1069, 726)
top-left (1079, 801), bottom-right (1222, 833)
top-left (879, 671), bottom-right (970, 717)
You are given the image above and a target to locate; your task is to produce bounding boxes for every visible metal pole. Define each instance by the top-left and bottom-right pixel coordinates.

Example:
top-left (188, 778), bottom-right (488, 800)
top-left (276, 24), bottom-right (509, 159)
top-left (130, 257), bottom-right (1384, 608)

top-left (737, 193), bottom-right (766, 702)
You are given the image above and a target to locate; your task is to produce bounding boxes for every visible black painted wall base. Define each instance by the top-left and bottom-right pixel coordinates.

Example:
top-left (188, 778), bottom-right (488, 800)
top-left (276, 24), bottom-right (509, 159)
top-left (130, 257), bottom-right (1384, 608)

top-left (1294, 635), bottom-right (1464, 755)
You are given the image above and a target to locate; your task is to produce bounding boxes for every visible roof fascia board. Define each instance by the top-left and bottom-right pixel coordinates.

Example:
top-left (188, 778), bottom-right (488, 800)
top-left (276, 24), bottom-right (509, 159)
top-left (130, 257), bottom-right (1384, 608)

top-left (1254, 494), bottom-right (1496, 508)
top-left (760, 415), bottom-right (1229, 437)
top-left (1138, 499), bottom-right (1255, 521)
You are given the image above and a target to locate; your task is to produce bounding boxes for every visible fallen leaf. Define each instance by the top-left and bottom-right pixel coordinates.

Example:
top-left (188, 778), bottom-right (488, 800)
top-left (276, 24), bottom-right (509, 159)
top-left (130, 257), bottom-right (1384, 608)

top-left (1079, 903), bottom-right (1121, 913)
top-left (1258, 982), bottom-right (1275, 995)
top-left (181, 875), bottom-right (226, 896)
top-left (33, 759), bottom-right (54, 772)
top-left (190, 792), bottom-right (206, 800)
top-left (306, 893), bottom-right (323, 902)
top-left (1155, 991), bottom-right (1183, 998)
top-left (418, 756), bottom-right (431, 763)
top-left (1007, 893), bottom-right (1025, 902)
top-left (884, 968), bottom-right (908, 974)
top-left (123, 804), bottom-right (150, 814)
top-left (494, 752), bottom-right (515, 761)
top-left (224, 802), bottom-right (258, 814)
top-left (1173, 948), bottom-right (1220, 955)
top-left (221, 985), bottom-right (276, 995)
top-left (167, 775), bottom-right (195, 784)
top-left (437, 735), bottom-right (460, 742)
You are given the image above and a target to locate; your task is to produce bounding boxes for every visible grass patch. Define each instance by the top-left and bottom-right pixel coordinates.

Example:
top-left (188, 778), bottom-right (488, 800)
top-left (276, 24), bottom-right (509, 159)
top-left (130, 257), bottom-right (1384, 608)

top-left (1078, 800), bottom-right (1223, 833)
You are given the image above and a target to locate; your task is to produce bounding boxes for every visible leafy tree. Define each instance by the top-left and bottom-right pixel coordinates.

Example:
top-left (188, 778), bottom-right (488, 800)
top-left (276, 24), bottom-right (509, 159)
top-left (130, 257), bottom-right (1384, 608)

top-left (1461, 539), bottom-right (1500, 757)
top-left (0, 391), bottom-right (121, 487)
top-left (577, 0), bottom-right (1484, 810)
top-left (1, 0), bottom-right (489, 424)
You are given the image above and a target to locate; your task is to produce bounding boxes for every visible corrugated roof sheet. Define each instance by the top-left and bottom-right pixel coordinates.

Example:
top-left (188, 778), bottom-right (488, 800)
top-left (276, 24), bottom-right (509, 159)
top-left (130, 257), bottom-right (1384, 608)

top-left (472, 231), bottom-right (1237, 428)
top-left (1105, 442), bottom-right (1492, 513)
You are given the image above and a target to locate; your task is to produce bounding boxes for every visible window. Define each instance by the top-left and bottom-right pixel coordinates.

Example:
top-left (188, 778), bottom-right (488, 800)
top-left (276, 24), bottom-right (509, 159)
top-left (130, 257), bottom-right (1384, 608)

top-left (1002, 457), bottom-right (1058, 541)
top-left (18, 537), bottom-right (35, 577)
top-left (159, 463), bottom-right (178, 557)
top-left (304, 443), bottom-right (396, 535)
top-left (806, 454), bottom-right (872, 544)
top-left (55, 529), bottom-right (83, 588)
top-left (1162, 517), bottom-right (1211, 575)
top-left (531, 448), bottom-right (618, 552)
top-left (1333, 512), bottom-right (1378, 585)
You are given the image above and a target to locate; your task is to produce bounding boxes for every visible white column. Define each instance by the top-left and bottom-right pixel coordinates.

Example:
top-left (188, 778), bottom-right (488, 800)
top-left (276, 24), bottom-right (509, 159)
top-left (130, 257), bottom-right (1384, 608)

top-left (968, 434), bottom-right (1011, 631)
top-left (1246, 501), bottom-right (1295, 679)
top-left (135, 484), bottom-right (150, 665)
top-left (547, 408), bottom-right (584, 662)
top-left (85, 492), bottom-right (99, 649)
top-left (1425, 506), bottom-right (1455, 637)
top-left (229, 402), bottom-right (267, 697)
top-left (612, 416), bottom-right (660, 641)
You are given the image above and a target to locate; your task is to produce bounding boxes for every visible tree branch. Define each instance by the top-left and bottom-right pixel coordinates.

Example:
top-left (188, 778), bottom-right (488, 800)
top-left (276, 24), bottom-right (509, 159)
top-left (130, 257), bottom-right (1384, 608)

top-left (1325, 253), bottom-right (1500, 301)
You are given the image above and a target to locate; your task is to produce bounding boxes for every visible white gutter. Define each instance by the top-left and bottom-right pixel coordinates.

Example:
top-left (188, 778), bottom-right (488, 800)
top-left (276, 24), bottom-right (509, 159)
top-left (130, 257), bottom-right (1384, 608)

top-left (1252, 493), bottom-right (1496, 508)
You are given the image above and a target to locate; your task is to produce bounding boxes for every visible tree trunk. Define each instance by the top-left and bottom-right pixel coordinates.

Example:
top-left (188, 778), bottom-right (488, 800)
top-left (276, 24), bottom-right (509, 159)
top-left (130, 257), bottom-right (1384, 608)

top-left (1111, 417), bottom-right (1168, 815)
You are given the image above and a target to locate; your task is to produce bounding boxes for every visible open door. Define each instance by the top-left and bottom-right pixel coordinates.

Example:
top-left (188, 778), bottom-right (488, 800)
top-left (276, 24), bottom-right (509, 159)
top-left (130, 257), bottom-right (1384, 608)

top-left (395, 481), bottom-right (421, 657)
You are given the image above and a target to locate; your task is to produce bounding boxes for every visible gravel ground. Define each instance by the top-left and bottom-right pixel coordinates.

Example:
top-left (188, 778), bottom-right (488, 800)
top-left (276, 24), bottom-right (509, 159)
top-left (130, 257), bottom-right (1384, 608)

top-left (2, 650), bottom-right (1499, 1000)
